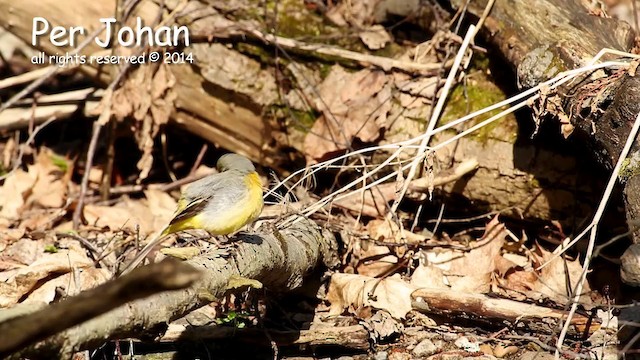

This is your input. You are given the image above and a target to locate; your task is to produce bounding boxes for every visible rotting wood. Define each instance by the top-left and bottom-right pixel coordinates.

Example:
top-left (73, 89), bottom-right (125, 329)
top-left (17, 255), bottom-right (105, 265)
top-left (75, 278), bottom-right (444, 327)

top-left (411, 288), bottom-right (599, 337)
top-left (160, 323), bottom-right (370, 350)
top-left (447, 0), bottom-right (640, 277)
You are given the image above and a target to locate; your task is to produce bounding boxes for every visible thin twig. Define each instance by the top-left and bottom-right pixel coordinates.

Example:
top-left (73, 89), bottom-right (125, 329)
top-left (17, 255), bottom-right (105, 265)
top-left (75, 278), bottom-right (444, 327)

top-left (390, 24), bottom-right (476, 215)
top-left (554, 109), bottom-right (640, 358)
top-left (0, 116), bottom-right (57, 181)
top-left (0, 25), bottom-right (105, 113)
top-left (243, 28), bottom-right (452, 75)
top-left (189, 144), bottom-right (208, 176)
top-left (0, 67), bottom-right (57, 91)
top-left (73, 61), bottom-right (133, 228)
top-left (56, 232), bottom-right (114, 269)
top-left (73, 118), bottom-right (105, 228)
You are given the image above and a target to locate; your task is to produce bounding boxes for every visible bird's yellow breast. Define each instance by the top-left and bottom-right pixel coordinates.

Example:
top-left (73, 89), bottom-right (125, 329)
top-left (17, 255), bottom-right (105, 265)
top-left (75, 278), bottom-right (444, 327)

top-left (193, 171), bottom-right (263, 235)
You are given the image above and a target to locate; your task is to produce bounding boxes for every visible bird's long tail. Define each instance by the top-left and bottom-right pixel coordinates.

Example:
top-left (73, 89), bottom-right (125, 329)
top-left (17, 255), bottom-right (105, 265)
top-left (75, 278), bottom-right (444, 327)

top-left (119, 225), bottom-right (170, 275)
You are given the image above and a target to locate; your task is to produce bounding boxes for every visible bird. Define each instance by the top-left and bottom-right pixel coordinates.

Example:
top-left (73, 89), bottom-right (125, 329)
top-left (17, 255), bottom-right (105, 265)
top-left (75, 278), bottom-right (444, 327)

top-left (120, 153), bottom-right (264, 275)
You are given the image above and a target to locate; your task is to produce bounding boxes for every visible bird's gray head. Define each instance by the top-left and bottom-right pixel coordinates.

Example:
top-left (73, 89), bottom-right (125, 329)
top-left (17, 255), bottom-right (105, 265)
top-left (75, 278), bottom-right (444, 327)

top-left (216, 153), bottom-right (256, 173)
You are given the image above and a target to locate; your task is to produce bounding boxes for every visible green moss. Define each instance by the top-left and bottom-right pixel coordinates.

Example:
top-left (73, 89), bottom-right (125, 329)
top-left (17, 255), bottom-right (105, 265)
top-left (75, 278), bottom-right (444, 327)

top-left (472, 52), bottom-right (491, 71)
top-left (50, 154), bottom-right (69, 172)
top-left (269, 104), bottom-right (317, 132)
top-left (289, 108), bottom-right (317, 131)
top-left (243, 0), bottom-right (367, 53)
top-left (529, 176), bottom-right (541, 189)
top-left (318, 63), bottom-right (332, 79)
top-left (44, 244), bottom-right (58, 253)
top-left (441, 71), bottom-right (517, 144)
top-left (276, 2), bottom-right (324, 38)
top-left (235, 43), bottom-right (280, 65)
top-left (619, 157), bottom-right (640, 183)
top-left (243, 0), bottom-right (326, 39)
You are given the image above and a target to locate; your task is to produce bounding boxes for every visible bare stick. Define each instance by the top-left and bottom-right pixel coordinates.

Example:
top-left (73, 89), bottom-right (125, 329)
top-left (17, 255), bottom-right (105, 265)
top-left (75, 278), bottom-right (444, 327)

top-left (389, 24), bottom-right (476, 214)
top-left (0, 25), bottom-right (105, 113)
top-left (412, 287), bottom-right (598, 336)
top-left (554, 110), bottom-right (640, 358)
top-left (0, 87), bottom-right (101, 130)
top-left (0, 67), bottom-right (56, 91)
top-left (160, 324), bottom-right (370, 350)
top-left (72, 116), bottom-right (106, 229)
top-left (243, 28), bottom-right (452, 75)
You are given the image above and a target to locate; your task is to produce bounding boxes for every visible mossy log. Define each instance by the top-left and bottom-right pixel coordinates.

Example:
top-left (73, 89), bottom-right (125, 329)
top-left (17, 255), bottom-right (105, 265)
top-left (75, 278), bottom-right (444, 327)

top-left (447, 0), bottom-right (640, 283)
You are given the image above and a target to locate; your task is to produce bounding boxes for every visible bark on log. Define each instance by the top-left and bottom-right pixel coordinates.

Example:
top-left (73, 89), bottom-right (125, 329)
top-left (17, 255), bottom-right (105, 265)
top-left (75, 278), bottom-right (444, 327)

top-left (3, 219), bottom-right (337, 359)
top-left (411, 288), bottom-right (599, 337)
top-left (442, 0), bottom-right (640, 286)
top-left (161, 323), bottom-right (371, 350)
top-left (447, 0), bottom-right (640, 278)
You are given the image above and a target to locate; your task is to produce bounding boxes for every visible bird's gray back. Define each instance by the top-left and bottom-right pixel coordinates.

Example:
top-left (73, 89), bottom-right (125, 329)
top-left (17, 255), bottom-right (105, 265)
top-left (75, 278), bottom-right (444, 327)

top-left (183, 171), bottom-right (248, 212)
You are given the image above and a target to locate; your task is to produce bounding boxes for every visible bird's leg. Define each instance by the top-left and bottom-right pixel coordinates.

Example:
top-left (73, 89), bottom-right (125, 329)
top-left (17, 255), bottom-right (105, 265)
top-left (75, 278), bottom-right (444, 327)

top-left (205, 234), bottom-right (240, 258)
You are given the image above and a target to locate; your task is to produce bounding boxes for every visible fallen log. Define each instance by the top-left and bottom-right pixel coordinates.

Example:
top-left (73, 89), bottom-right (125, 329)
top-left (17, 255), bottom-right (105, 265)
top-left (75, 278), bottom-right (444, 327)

top-left (412, 288), bottom-right (599, 337)
top-left (447, 0), bottom-right (640, 280)
top-left (2, 218), bottom-right (337, 359)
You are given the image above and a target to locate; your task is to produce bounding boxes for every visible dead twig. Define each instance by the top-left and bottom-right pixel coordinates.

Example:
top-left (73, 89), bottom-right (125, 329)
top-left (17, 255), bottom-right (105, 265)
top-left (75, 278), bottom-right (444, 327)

top-left (0, 116), bottom-right (57, 181)
top-left (0, 88), bottom-right (102, 131)
top-left (0, 25), bottom-right (105, 114)
top-left (242, 28), bottom-right (453, 75)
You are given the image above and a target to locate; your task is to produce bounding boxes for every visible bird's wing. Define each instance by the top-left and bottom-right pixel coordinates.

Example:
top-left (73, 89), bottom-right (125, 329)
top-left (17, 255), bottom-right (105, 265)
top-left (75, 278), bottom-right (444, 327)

top-left (168, 173), bottom-right (242, 225)
top-left (169, 196), bottom-right (208, 225)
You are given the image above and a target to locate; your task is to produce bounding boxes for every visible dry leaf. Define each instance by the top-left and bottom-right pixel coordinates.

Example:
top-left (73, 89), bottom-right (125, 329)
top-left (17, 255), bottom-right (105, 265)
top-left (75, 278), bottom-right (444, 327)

top-left (410, 264), bottom-right (447, 289)
top-left (327, 273), bottom-right (417, 319)
top-left (23, 267), bottom-right (111, 304)
top-left (0, 238), bottom-right (40, 269)
top-left (368, 219), bottom-right (426, 244)
top-left (419, 216), bottom-right (507, 293)
top-left (532, 247), bottom-right (592, 305)
top-left (365, 310), bottom-right (402, 340)
top-left (0, 239), bottom-right (102, 307)
top-left (394, 73), bottom-right (439, 99)
top-left (502, 268), bottom-right (538, 294)
top-left (304, 66), bottom-right (391, 161)
top-left (27, 148), bottom-right (71, 209)
top-left (112, 63), bottom-right (177, 181)
top-left (144, 189), bottom-right (178, 230)
top-left (355, 244), bottom-right (398, 277)
top-left (0, 228), bottom-right (25, 247)
top-left (0, 169), bottom-right (35, 224)
top-left (84, 198), bottom-right (151, 235)
top-left (359, 25), bottom-right (391, 50)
